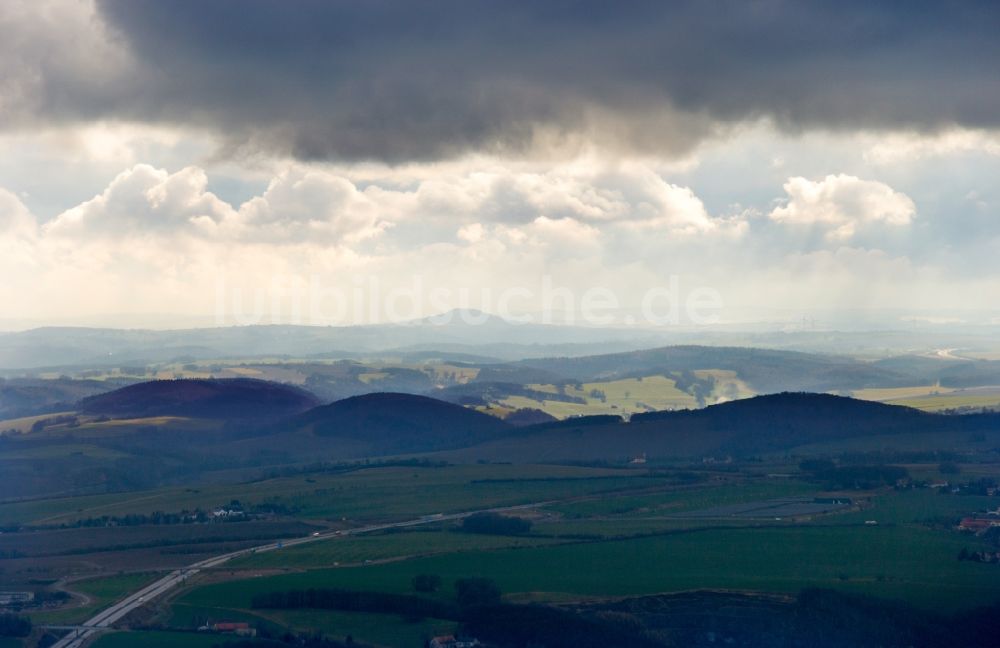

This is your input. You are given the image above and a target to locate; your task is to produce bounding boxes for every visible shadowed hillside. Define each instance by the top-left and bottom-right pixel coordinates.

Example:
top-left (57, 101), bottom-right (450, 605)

top-left (449, 392), bottom-right (1000, 462)
top-left (287, 392), bottom-right (512, 453)
top-left (628, 392), bottom-right (935, 453)
top-left (78, 378), bottom-right (320, 420)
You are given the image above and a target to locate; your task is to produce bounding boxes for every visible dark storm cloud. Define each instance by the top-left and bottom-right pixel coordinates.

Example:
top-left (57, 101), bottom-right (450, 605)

top-left (10, 0), bottom-right (1000, 161)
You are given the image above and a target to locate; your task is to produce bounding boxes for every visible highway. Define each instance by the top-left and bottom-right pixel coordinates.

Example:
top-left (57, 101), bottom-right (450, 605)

top-left (49, 501), bottom-right (546, 648)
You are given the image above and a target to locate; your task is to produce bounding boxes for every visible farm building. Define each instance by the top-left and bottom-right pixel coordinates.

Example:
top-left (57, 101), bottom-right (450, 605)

top-left (429, 635), bottom-right (481, 648)
top-left (208, 621), bottom-right (256, 637)
top-left (958, 517), bottom-right (1000, 532)
top-left (0, 591), bottom-right (33, 607)
top-left (814, 497), bottom-right (853, 505)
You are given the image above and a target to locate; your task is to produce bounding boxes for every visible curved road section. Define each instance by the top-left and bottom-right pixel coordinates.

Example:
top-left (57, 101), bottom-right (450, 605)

top-left (50, 502), bottom-right (545, 648)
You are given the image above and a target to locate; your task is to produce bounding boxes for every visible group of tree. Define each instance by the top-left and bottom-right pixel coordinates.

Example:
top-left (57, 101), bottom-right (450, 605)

top-left (252, 577), bottom-right (504, 621)
top-left (237, 579), bottom-right (1000, 648)
top-left (30, 415), bottom-right (80, 432)
top-left (799, 460), bottom-right (909, 490)
top-left (460, 512), bottom-right (532, 536)
top-left (0, 613), bottom-right (31, 638)
top-left (938, 461), bottom-right (961, 475)
top-left (201, 629), bottom-right (355, 648)
top-left (950, 477), bottom-right (998, 496)
top-left (251, 588), bottom-right (456, 620)
top-left (411, 573), bottom-right (442, 593)
top-left (454, 578), bottom-right (502, 609)
top-left (65, 510), bottom-right (211, 528)
top-left (958, 547), bottom-right (1000, 563)
top-left (460, 603), bottom-right (660, 648)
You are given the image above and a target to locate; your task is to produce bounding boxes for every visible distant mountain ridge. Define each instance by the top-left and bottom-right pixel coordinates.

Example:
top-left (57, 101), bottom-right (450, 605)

top-left (510, 345), bottom-right (909, 392)
top-left (0, 311), bottom-right (664, 370)
top-left (5, 312), bottom-right (999, 371)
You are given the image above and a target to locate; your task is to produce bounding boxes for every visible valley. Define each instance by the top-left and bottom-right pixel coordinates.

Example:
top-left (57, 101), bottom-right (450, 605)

top-left (3, 336), bottom-right (1000, 646)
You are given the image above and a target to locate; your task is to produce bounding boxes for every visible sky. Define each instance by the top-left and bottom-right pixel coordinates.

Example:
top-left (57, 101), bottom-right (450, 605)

top-left (0, 0), bottom-right (998, 329)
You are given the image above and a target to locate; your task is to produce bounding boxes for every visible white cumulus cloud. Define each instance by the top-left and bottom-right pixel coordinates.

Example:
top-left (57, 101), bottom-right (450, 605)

top-left (44, 165), bottom-right (233, 238)
top-left (226, 168), bottom-right (391, 244)
top-left (769, 174), bottom-right (915, 240)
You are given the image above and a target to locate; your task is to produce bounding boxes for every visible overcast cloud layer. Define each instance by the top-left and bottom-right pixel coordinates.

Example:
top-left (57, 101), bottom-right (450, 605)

top-left (2, 0), bottom-right (999, 161)
top-left (0, 1), bottom-right (998, 328)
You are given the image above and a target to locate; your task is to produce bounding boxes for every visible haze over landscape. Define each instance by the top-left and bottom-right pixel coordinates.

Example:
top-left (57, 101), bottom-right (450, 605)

top-left (1, 2), bottom-right (1000, 647)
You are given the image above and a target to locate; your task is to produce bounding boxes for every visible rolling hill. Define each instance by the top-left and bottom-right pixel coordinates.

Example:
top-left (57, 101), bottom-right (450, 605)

top-left (284, 392), bottom-right (513, 454)
top-left (445, 392), bottom-right (1000, 462)
top-left (78, 378), bottom-right (320, 420)
top-left (508, 346), bottom-right (910, 392)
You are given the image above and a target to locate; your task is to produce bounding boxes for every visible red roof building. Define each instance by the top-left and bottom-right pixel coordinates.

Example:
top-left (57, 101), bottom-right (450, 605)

top-left (959, 517), bottom-right (1000, 532)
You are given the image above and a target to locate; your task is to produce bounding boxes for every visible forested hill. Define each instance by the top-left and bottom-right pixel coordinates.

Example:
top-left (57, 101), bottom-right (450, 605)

top-left (286, 392), bottom-right (512, 452)
top-left (78, 378), bottom-right (319, 420)
top-left (454, 392), bottom-right (1000, 461)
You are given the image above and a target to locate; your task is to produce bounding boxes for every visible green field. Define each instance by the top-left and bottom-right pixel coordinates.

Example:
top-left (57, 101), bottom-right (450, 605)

top-left (0, 412), bottom-right (77, 435)
top-left (501, 375), bottom-right (700, 418)
top-left (6, 458), bottom-right (999, 645)
top-left (28, 572), bottom-right (159, 626)
top-left (545, 479), bottom-right (814, 519)
top-left (837, 488), bottom-right (998, 525)
top-left (0, 463), bottom-right (651, 526)
top-left (230, 529), bottom-right (560, 570)
top-left (851, 384), bottom-right (1000, 411)
top-left (73, 571), bottom-right (159, 601)
top-left (176, 482), bottom-right (1000, 632)
top-left (182, 523), bottom-right (999, 614)
top-left (852, 385), bottom-right (956, 401)
top-left (0, 443), bottom-right (129, 461)
top-left (2, 415), bottom-right (215, 441)
top-left (886, 392), bottom-right (1000, 411)
top-left (167, 603), bottom-right (274, 631)
top-left (213, 478), bottom-right (817, 571)
top-left (496, 372), bottom-right (760, 418)
top-left (255, 609), bottom-right (454, 646)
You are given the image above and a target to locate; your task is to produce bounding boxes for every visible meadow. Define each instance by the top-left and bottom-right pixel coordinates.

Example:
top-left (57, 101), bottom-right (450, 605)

top-left (544, 478), bottom-right (814, 519)
top-left (27, 572), bottom-right (157, 626)
top-left (3, 454), bottom-right (998, 647)
top-left (226, 529), bottom-right (561, 570)
top-left (851, 385), bottom-right (956, 401)
top-left (501, 376), bottom-right (700, 418)
top-left (0, 463), bottom-right (652, 527)
top-left (155, 477), bottom-right (1000, 647)
top-left (850, 384), bottom-right (1000, 411)
top-left (180, 523), bottom-right (1000, 614)
top-left (886, 391), bottom-right (1000, 412)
